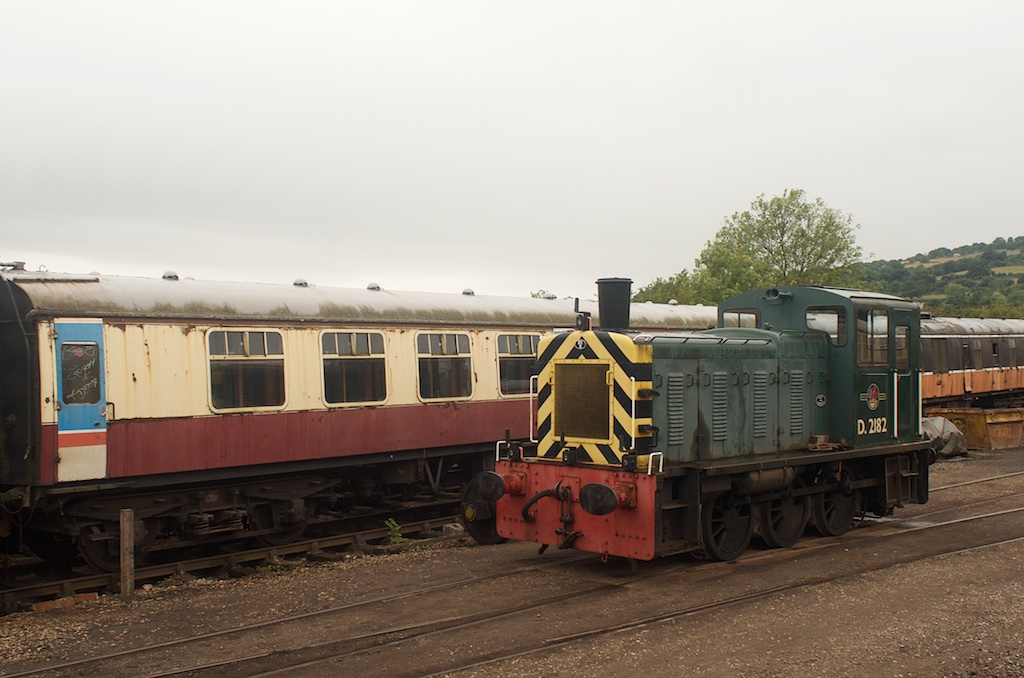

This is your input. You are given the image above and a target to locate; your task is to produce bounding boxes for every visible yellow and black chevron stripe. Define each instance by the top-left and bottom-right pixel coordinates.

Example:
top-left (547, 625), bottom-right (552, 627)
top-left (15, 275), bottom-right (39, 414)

top-left (536, 330), bottom-right (653, 466)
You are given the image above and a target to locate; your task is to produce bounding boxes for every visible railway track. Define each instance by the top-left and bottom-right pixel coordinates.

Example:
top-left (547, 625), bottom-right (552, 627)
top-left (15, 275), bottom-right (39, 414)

top-left (1, 502), bottom-right (462, 614)
top-left (7, 466), bottom-right (1024, 678)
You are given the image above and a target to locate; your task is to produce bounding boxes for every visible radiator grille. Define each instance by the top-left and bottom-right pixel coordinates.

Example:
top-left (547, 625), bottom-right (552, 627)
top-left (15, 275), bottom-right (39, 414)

top-left (554, 363), bottom-right (611, 440)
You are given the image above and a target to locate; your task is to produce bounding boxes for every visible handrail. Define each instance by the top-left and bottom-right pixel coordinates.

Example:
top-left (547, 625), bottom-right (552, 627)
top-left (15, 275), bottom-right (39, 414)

top-left (630, 376), bottom-right (637, 451)
top-left (529, 374), bottom-right (539, 444)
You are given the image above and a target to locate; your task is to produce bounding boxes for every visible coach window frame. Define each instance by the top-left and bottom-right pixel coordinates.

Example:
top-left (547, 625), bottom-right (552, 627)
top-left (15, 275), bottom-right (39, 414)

top-left (496, 333), bottom-right (541, 396)
top-left (934, 337), bottom-right (950, 373)
top-left (207, 328), bottom-right (287, 412)
top-left (415, 331), bottom-right (474, 401)
top-left (60, 341), bottom-right (102, 405)
top-left (320, 330), bottom-right (388, 406)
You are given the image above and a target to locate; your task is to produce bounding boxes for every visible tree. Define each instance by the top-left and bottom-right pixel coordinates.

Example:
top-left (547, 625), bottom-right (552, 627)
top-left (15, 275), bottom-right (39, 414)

top-left (630, 271), bottom-right (696, 304)
top-left (635, 190), bottom-right (864, 304)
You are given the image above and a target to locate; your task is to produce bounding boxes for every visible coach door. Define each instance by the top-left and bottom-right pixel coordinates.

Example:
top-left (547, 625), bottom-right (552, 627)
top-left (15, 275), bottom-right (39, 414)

top-left (55, 320), bottom-right (108, 481)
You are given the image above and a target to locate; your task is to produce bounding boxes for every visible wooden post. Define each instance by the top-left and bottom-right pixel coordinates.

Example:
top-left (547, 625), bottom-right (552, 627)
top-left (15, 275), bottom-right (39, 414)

top-left (120, 508), bottom-right (134, 601)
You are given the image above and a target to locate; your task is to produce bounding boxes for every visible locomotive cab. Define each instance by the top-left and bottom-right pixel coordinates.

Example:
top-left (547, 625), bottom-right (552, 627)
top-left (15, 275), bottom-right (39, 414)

top-left (720, 286), bottom-right (922, 449)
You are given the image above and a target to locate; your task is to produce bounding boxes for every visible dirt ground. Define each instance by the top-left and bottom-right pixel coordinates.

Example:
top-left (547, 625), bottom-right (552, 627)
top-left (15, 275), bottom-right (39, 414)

top-left (2, 450), bottom-right (1023, 677)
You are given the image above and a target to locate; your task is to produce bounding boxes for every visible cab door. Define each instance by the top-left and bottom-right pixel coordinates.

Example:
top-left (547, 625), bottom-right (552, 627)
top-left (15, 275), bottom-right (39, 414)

top-left (890, 309), bottom-right (919, 441)
top-left (55, 320), bottom-right (108, 481)
top-left (854, 307), bottom-right (892, 445)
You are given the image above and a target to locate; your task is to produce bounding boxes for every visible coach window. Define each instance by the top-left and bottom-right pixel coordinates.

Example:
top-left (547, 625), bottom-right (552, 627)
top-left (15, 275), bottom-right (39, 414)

top-left (722, 310), bottom-right (758, 328)
top-left (322, 332), bottom-right (386, 404)
top-left (61, 342), bottom-right (101, 404)
top-left (498, 334), bottom-right (540, 395)
top-left (806, 307), bottom-right (847, 347)
top-left (935, 338), bottom-right (950, 373)
top-left (856, 309), bottom-right (888, 367)
top-left (208, 330), bottom-right (285, 410)
top-left (417, 333), bottom-right (473, 400)
top-left (920, 338), bottom-right (933, 372)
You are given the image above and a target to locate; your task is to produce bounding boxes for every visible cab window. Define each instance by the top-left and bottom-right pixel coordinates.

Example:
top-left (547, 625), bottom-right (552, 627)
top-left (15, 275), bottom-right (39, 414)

top-left (722, 310), bottom-right (758, 328)
top-left (806, 307), bottom-right (847, 346)
top-left (857, 309), bottom-right (888, 367)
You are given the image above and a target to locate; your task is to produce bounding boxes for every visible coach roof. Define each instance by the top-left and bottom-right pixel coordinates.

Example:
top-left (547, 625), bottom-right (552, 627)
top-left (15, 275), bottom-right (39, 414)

top-left (1, 268), bottom-right (717, 329)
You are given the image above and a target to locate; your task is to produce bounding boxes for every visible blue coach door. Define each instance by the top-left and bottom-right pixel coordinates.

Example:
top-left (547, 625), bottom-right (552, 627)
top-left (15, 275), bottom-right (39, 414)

top-left (55, 320), bottom-right (108, 482)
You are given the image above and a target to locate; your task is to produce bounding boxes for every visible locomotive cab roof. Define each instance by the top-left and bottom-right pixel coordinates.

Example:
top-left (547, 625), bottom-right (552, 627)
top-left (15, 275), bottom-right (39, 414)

top-left (718, 285), bottom-right (919, 332)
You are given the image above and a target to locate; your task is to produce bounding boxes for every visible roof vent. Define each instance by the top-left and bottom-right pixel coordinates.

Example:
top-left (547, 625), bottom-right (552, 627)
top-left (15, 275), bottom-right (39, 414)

top-left (367, 282), bottom-right (381, 291)
top-left (542, 292), bottom-right (557, 300)
top-left (462, 288), bottom-right (475, 296)
top-left (162, 271), bottom-right (179, 280)
top-left (1, 261), bottom-right (26, 271)
top-left (668, 299), bottom-right (678, 306)
top-left (294, 278), bottom-right (308, 287)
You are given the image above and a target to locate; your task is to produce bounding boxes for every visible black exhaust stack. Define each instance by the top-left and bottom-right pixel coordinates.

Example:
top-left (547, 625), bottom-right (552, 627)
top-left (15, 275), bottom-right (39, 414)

top-left (596, 277), bottom-right (632, 331)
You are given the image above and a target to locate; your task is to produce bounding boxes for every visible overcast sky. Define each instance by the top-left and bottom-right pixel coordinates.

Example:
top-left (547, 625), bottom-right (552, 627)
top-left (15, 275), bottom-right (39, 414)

top-left (2, 2), bottom-right (1021, 299)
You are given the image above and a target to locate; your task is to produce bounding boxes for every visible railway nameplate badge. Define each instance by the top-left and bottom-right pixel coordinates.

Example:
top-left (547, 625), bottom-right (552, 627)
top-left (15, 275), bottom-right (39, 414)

top-left (860, 385), bottom-right (884, 411)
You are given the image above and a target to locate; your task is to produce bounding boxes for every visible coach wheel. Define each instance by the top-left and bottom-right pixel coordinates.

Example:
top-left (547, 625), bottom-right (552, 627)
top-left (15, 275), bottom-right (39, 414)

top-left (253, 502), bottom-right (308, 547)
top-left (811, 477), bottom-right (857, 537)
top-left (78, 523), bottom-right (148, 572)
top-left (699, 492), bottom-right (754, 561)
top-left (757, 486), bottom-right (810, 549)
top-left (23, 530), bottom-right (78, 563)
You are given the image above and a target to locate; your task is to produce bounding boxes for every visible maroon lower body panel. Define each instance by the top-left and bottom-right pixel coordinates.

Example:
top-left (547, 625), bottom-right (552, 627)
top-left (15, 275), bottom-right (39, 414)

top-left (37, 400), bottom-right (529, 482)
top-left (495, 459), bottom-right (658, 561)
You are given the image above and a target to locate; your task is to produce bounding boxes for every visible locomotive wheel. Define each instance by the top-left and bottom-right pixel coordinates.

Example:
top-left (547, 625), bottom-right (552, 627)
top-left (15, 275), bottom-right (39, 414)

top-left (757, 490), bottom-right (809, 549)
top-left (699, 492), bottom-right (754, 561)
top-left (811, 482), bottom-right (857, 537)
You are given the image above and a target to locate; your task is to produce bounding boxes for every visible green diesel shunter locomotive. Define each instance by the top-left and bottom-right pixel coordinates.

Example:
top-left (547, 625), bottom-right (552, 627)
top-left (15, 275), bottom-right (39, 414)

top-left (463, 281), bottom-right (932, 562)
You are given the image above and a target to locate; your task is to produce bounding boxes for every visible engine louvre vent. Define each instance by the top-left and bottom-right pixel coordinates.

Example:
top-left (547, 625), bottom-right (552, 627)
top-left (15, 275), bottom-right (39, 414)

top-left (790, 370), bottom-right (805, 436)
top-left (666, 374), bottom-right (687, 446)
top-left (753, 371), bottom-right (769, 438)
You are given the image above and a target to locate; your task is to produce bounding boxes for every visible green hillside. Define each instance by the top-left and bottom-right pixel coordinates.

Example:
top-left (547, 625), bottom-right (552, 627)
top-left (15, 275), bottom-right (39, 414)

top-left (862, 237), bottom-right (1024, 317)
